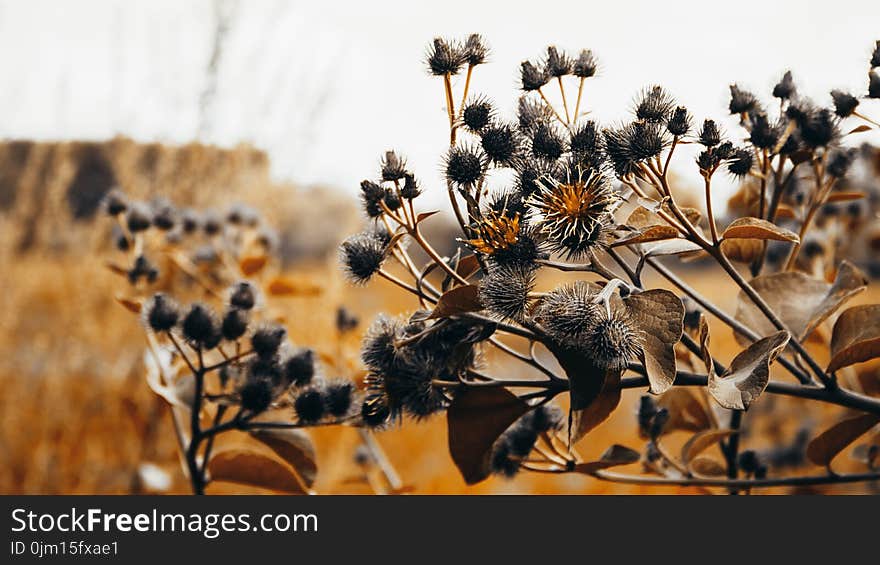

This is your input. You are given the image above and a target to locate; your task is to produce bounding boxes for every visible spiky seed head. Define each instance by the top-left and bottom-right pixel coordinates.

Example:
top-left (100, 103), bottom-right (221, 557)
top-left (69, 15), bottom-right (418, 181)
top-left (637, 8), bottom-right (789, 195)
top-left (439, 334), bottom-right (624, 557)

top-left (871, 40), bottom-right (880, 68)
top-left (827, 148), bottom-right (856, 178)
top-left (481, 123), bottom-right (521, 165)
top-left (145, 293), bottom-right (179, 332)
top-left (339, 231), bottom-right (387, 285)
top-left (749, 113), bottom-right (782, 150)
top-left (520, 60), bottom-right (548, 91)
top-left (361, 392), bottom-right (391, 428)
top-left (444, 144), bottom-right (487, 186)
top-left (464, 34), bottom-right (489, 66)
top-left (830, 90), bottom-right (859, 117)
top-left (586, 308), bottom-right (642, 370)
top-left (869, 71), bottom-right (880, 99)
top-left (514, 158), bottom-right (560, 198)
top-left (400, 173), bottom-right (421, 200)
top-left (800, 108), bottom-right (839, 148)
top-left (425, 37), bottom-right (465, 76)
top-left (773, 70), bottom-right (796, 100)
top-left (181, 303), bottom-right (221, 349)
top-left (462, 96), bottom-right (495, 133)
top-left (359, 180), bottom-right (385, 218)
top-left (325, 380), bottom-right (355, 417)
top-left (517, 96), bottom-right (553, 132)
top-left (698, 119), bottom-right (722, 147)
top-left (479, 264), bottom-right (536, 321)
top-left (535, 281), bottom-right (603, 341)
top-left (569, 120), bottom-right (604, 170)
top-left (251, 324), bottom-right (287, 359)
top-left (573, 49), bottom-right (597, 78)
top-left (544, 46), bottom-right (572, 77)
top-left (728, 84), bottom-right (759, 114)
top-left (697, 150), bottom-right (720, 174)
top-left (528, 170), bottom-right (617, 258)
top-left (727, 148), bottom-right (754, 178)
top-left (127, 254), bottom-right (158, 285)
top-left (531, 123), bottom-right (567, 161)
top-left (229, 281), bottom-right (257, 310)
top-left (294, 387), bottom-right (326, 423)
top-left (634, 85), bottom-right (675, 124)
top-left (465, 212), bottom-right (543, 268)
top-left (239, 379), bottom-right (273, 413)
top-left (666, 106), bottom-right (691, 136)
top-left (284, 349), bottom-right (316, 387)
top-left (381, 150), bottom-right (407, 181)
top-left (221, 307), bottom-right (249, 341)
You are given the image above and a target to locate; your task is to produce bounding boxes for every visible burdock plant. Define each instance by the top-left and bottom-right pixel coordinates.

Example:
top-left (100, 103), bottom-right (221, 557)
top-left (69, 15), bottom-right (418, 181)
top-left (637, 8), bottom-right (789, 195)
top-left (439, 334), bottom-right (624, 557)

top-left (100, 194), bottom-right (404, 494)
top-left (340, 35), bottom-right (880, 492)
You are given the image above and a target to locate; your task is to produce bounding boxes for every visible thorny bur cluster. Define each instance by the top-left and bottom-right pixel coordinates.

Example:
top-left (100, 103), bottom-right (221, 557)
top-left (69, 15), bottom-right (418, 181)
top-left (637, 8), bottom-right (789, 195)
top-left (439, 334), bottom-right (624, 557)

top-left (339, 36), bottom-right (880, 491)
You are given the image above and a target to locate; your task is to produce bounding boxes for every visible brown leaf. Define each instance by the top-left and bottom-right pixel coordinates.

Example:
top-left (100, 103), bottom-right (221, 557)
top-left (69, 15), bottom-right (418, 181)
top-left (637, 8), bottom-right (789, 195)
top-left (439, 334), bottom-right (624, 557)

top-left (250, 429), bottom-right (318, 488)
top-left (428, 284), bottom-right (482, 319)
top-left (806, 413), bottom-right (880, 467)
top-left (116, 296), bottom-right (142, 314)
top-left (826, 191), bottom-right (866, 203)
top-left (416, 210), bottom-right (440, 224)
top-left (266, 276), bottom-right (322, 297)
top-left (626, 205), bottom-right (664, 229)
top-left (447, 386), bottom-right (528, 485)
top-left (612, 225), bottom-right (680, 246)
top-left (827, 305), bottom-right (880, 372)
top-left (720, 238), bottom-right (763, 263)
top-left (847, 124), bottom-right (873, 134)
top-left (573, 444), bottom-right (641, 474)
top-left (207, 449), bottom-right (308, 493)
top-left (657, 388), bottom-right (712, 433)
top-left (239, 255), bottom-right (268, 276)
top-left (698, 315), bottom-right (716, 381)
top-left (624, 290), bottom-right (684, 394)
top-left (571, 370), bottom-right (622, 444)
top-left (681, 429), bottom-right (738, 464)
top-left (104, 262), bottom-right (129, 277)
top-left (455, 254), bottom-right (481, 280)
top-left (708, 331), bottom-right (790, 410)
top-left (689, 456), bottom-right (727, 477)
top-left (734, 261), bottom-right (867, 345)
top-left (721, 217), bottom-right (800, 243)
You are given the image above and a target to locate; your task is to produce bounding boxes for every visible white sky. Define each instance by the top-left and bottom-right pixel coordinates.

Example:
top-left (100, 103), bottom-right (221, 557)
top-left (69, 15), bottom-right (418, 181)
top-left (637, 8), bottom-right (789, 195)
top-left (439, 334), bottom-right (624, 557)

top-left (1, 0), bottom-right (879, 205)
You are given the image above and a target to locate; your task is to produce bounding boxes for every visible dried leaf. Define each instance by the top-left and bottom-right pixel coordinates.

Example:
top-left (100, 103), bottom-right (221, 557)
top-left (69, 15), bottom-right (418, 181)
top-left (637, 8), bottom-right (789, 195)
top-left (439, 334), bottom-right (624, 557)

top-left (416, 210), bottom-right (440, 224)
top-left (239, 255), bottom-right (268, 276)
top-left (571, 370), bottom-right (622, 444)
top-left (689, 456), bottom-right (727, 477)
top-left (428, 284), bottom-right (482, 319)
top-left (573, 444), bottom-right (640, 474)
top-left (827, 305), bottom-right (880, 372)
top-left (826, 191), bottom-right (866, 203)
top-left (681, 429), bottom-right (738, 464)
top-left (612, 225), bottom-right (680, 247)
top-left (455, 254), bottom-right (481, 280)
top-left (207, 449), bottom-right (308, 493)
top-left (266, 276), bottom-right (322, 297)
top-left (250, 429), bottom-right (318, 488)
top-left (698, 315), bottom-right (715, 381)
top-left (143, 346), bottom-right (190, 410)
top-left (708, 331), bottom-right (790, 410)
top-left (447, 386), bottom-right (528, 485)
top-left (734, 261), bottom-right (867, 345)
top-left (847, 124), bottom-right (873, 135)
top-left (116, 296), bottom-right (142, 314)
top-left (806, 413), bottom-right (880, 467)
top-left (658, 388), bottom-right (712, 433)
top-left (626, 206), bottom-right (664, 229)
top-left (624, 290), bottom-right (684, 394)
top-left (104, 262), bottom-right (129, 277)
top-left (720, 238), bottom-right (763, 263)
top-left (721, 217), bottom-right (800, 243)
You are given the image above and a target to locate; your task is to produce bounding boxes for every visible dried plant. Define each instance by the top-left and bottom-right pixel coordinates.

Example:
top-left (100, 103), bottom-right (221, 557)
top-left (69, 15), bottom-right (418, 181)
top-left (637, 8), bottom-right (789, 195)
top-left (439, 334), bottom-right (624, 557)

top-left (99, 191), bottom-right (403, 494)
top-left (339, 36), bottom-right (880, 492)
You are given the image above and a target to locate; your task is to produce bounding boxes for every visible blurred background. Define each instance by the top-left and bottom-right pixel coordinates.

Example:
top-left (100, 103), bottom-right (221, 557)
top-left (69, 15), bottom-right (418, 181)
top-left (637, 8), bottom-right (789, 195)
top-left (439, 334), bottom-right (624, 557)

top-left (1, 0), bottom-right (879, 494)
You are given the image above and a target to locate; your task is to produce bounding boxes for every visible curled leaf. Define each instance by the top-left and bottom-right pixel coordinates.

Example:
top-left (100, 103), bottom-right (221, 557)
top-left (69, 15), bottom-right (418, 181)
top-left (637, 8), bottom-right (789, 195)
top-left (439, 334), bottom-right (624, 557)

top-left (657, 388), bottom-right (712, 433)
top-left (613, 225), bottom-right (680, 246)
top-left (734, 261), bottom-right (867, 345)
top-left (427, 284), bottom-right (482, 319)
top-left (447, 386), bottom-right (528, 485)
top-left (827, 305), bottom-right (880, 372)
top-left (250, 429), bottom-right (318, 488)
top-left (721, 217), bottom-right (799, 243)
top-left (689, 456), bottom-right (727, 477)
top-left (624, 289), bottom-right (684, 394)
top-left (207, 449), bottom-right (308, 493)
top-left (720, 238), bottom-right (764, 264)
top-left (698, 315), bottom-right (715, 381)
top-left (573, 444), bottom-right (641, 474)
top-left (708, 331), bottom-right (790, 410)
top-left (681, 429), bottom-right (737, 464)
top-left (806, 413), bottom-right (880, 467)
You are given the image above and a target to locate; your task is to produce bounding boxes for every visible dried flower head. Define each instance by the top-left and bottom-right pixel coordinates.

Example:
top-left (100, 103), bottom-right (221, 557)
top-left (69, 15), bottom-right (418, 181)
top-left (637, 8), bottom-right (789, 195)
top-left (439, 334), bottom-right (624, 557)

top-left (294, 387), bottom-right (326, 423)
top-left (479, 263), bottom-right (536, 321)
top-left (517, 96), bottom-right (553, 132)
top-left (324, 380), bottom-right (355, 417)
top-left (464, 34), bottom-right (489, 66)
top-left (799, 107), bottom-right (839, 148)
top-left (239, 379), bottom-right (273, 413)
top-left (827, 147), bottom-right (857, 178)
top-left (727, 148), bottom-right (755, 178)
top-left (544, 46), bottom-right (572, 77)
top-left (229, 281), bottom-right (257, 310)
top-left (666, 106), bottom-right (691, 137)
top-left (634, 85), bottom-right (675, 124)
top-left (465, 211), bottom-right (542, 268)
top-left (426, 37), bottom-right (465, 75)
top-left (126, 202), bottom-right (152, 232)
top-left (181, 303), bottom-right (221, 349)
top-left (145, 293), bottom-right (179, 333)
top-left (698, 119), bottom-right (722, 147)
top-left (481, 123), bottom-right (522, 166)
top-left (586, 307), bottom-right (641, 370)
top-left (461, 96), bottom-right (495, 133)
top-left (381, 150), bottom-right (408, 181)
top-left (749, 113), bottom-right (783, 150)
top-left (534, 281), bottom-right (603, 341)
top-left (445, 144), bottom-right (488, 186)
top-left (400, 172), bottom-right (421, 200)
top-left (830, 90), bottom-right (859, 118)
top-left (728, 84), bottom-right (759, 114)
top-left (284, 349), bottom-right (316, 387)
top-left (251, 324), bottom-right (287, 359)
top-left (529, 169), bottom-right (618, 258)
top-left (569, 120), bottom-right (604, 170)
top-left (104, 189), bottom-right (128, 216)
top-left (530, 122), bottom-right (567, 161)
top-left (221, 307), bottom-right (249, 341)
top-left (339, 230), bottom-right (388, 284)
top-left (520, 60), bottom-right (549, 92)
top-left (573, 49), bottom-right (598, 78)
top-left (869, 71), bottom-right (880, 98)
top-left (773, 70), bottom-right (796, 100)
